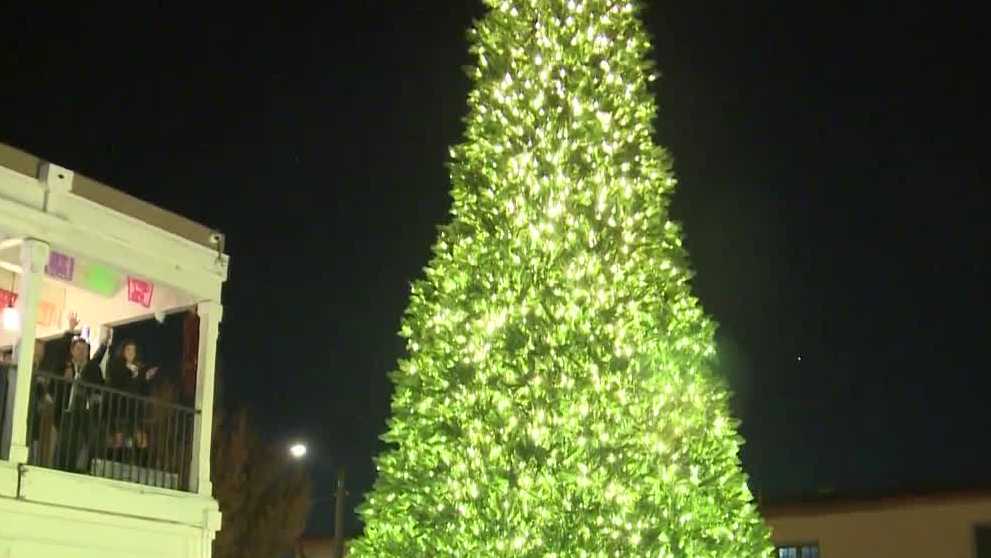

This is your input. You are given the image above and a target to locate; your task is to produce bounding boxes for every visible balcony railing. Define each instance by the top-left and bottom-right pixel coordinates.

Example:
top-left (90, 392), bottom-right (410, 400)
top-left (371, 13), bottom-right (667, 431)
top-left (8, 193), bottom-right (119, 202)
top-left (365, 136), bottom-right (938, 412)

top-left (27, 369), bottom-right (196, 491)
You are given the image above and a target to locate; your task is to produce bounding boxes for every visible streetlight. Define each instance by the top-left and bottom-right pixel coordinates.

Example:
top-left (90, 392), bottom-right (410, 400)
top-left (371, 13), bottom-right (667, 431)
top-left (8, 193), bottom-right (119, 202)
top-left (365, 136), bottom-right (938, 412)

top-left (289, 442), bottom-right (308, 460)
top-left (285, 441), bottom-right (346, 558)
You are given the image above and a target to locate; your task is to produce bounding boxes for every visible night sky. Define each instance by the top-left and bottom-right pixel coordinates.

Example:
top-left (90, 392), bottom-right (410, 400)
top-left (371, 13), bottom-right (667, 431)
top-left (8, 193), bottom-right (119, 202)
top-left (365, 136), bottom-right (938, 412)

top-left (2, 1), bottom-right (986, 537)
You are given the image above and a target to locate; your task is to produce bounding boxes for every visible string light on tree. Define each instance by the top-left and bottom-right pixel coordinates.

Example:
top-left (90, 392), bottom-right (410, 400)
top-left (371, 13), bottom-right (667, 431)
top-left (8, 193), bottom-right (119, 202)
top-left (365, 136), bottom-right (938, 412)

top-left (350, 1), bottom-right (773, 556)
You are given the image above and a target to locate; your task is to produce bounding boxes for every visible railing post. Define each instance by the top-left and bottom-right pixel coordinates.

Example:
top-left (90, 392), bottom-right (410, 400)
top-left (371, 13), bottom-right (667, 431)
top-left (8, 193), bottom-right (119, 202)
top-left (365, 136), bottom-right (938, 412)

top-left (189, 300), bottom-right (221, 494)
top-left (1, 238), bottom-right (50, 463)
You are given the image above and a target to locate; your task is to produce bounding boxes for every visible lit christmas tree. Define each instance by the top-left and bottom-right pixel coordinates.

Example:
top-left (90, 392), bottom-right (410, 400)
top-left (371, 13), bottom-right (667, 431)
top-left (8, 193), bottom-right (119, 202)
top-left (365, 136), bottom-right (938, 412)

top-left (351, 1), bottom-right (772, 556)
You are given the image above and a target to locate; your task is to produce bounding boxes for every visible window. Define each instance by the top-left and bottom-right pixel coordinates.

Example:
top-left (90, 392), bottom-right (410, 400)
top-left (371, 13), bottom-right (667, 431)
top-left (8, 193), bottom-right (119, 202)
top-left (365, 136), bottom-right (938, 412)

top-left (777, 543), bottom-right (819, 558)
top-left (976, 525), bottom-right (991, 558)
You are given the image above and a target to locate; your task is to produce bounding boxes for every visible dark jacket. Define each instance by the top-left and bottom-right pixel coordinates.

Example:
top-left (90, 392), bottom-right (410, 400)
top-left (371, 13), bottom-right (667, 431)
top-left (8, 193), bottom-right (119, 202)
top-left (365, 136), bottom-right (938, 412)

top-left (107, 359), bottom-right (155, 397)
top-left (60, 333), bottom-right (108, 413)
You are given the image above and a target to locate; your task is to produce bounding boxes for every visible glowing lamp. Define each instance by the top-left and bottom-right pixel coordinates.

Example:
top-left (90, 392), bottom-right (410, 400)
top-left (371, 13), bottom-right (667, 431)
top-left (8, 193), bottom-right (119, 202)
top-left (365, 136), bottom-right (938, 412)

top-left (1, 304), bottom-right (19, 331)
top-left (0, 283), bottom-right (18, 331)
top-left (289, 443), bottom-right (308, 460)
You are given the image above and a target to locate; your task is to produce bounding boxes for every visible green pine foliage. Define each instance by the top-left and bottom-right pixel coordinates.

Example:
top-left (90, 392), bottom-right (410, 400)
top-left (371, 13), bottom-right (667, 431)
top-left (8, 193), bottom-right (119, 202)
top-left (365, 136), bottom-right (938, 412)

top-left (351, 1), bottom-right (773, 556)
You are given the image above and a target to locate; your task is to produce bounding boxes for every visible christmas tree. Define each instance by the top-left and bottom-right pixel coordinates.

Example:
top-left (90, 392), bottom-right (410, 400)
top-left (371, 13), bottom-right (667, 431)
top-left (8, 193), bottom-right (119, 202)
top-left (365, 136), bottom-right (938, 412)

top-left (351, 1), bottom-right (772, 556)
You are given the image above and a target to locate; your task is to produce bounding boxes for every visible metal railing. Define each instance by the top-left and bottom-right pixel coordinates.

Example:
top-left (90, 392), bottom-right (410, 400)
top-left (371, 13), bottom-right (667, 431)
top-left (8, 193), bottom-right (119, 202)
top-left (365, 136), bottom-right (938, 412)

top-left (28, 369), bottom-right (196, 491)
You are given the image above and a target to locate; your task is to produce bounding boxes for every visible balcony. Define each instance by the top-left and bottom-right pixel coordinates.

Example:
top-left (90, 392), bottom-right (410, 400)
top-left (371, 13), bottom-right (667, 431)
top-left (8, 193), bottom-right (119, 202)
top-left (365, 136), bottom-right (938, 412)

top-left (26, 369), bottom-right (196, 490)
top-left (0, 239), bottom-right (207, 490)
top-left (0, 143), bottom-right (227, 556)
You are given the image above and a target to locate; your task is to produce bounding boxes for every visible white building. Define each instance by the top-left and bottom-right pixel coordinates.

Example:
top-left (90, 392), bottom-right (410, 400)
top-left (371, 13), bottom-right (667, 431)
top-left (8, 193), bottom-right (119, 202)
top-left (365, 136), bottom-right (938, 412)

top-left (0, 143), bottom-right (227, 557)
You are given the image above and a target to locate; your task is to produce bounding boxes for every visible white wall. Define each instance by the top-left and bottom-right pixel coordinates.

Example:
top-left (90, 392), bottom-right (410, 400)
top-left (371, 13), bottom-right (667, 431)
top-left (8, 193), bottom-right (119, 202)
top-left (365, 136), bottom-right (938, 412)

top-left (0, 495), bottom-right (208, 558)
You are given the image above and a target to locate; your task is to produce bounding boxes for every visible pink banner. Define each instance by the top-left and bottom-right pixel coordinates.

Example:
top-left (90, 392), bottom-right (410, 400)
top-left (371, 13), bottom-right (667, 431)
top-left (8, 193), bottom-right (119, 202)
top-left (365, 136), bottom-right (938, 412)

top-left (127, 277), bottom-right (154, 308)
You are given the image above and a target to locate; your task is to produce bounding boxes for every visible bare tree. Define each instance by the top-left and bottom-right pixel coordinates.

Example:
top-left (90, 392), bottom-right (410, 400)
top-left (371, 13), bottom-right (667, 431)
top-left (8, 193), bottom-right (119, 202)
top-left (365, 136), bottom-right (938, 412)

top-left (212, 410), bottom-right (312, 558)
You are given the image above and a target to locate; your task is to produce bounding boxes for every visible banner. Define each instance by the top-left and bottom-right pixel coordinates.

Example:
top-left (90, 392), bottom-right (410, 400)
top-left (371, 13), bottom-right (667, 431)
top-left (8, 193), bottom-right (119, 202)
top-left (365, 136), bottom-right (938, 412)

top-left (82, 263), bottom-right (120, 297)
top-left (37, 301), bottom-right (58, 327)
top-left (127, 277), bottom-right (154, 308)
top-left (0, 288), bottom-right (17, 309)
top-left (46, 250), bottom-right (121, 297)
top-left (45, 251), bottom-right (75, 282)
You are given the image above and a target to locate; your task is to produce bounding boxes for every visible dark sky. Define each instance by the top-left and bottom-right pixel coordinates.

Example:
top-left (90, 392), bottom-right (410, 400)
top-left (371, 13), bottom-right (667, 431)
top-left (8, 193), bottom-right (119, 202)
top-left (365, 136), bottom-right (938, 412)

top-left (2, 1), bottom-right (986, 537)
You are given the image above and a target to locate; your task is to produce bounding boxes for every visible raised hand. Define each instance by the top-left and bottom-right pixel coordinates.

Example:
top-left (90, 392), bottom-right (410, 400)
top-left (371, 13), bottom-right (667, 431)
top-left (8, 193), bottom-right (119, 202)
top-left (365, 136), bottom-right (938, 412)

top-left (68, 312), bottom-right (79, 331)
top-left (146, 367), bottom-right (159, 380)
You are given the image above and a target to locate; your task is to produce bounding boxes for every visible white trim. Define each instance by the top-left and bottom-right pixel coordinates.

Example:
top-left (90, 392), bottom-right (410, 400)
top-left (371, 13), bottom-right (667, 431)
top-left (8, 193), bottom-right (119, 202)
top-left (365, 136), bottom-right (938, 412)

top-left (0, 493), bottom-right (213, 557)
top-left (0, 239), bottom-right (49, 464)
top-left (17, 465), bottom-right (219, 529)
top-left (0, 461), bottom-right (16, 497)
top-left (0, 238), bottom-right (22, 251)
top-left (0, 164), bottom-right (45, 209)
top-left (0, 196), bottom-right (223, 301)
top-left (190, 301), bottom-right (221, 495)
top-left (58, 192), bottom-right (229, 281)
top-left (0, 260), bottom-right (19, 275)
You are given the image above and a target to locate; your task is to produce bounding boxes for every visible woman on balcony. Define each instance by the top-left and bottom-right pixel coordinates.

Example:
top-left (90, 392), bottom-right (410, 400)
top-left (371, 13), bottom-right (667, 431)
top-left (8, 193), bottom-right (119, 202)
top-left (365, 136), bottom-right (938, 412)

top-left (107, 339), bottom-right (159, 396)
top-left (106, 339), bottom-right (158, 465)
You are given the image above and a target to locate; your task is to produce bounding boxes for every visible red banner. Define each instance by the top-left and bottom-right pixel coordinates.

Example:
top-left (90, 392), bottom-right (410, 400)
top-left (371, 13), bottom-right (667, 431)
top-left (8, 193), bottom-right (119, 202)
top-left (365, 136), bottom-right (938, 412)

top-left (127, 277), bottom-right (154, 308)
top-left (0, 288), bottom-right (17, 309)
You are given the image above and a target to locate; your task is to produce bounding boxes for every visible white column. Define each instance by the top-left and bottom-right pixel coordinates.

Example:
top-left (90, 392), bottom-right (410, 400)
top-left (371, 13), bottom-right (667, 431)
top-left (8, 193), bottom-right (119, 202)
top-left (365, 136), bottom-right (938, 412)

top-left (1, 238), bottom-right (50, 463)
top-left (189, 300), bottom-right (222, 494)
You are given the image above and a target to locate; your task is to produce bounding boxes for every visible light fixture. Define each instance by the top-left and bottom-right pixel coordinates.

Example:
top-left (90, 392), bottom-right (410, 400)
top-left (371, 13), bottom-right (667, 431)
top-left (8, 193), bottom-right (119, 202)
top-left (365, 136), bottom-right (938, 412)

top-left (1, 305), bottom-right (19, 331)
top-left (289, 442), bottom-right (308, 460)
top-left (1, 273), bottom-right (19, 332)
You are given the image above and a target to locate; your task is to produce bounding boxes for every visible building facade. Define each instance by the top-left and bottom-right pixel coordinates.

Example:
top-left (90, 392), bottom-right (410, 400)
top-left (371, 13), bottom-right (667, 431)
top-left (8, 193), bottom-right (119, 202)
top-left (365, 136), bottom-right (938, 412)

top-left (0, 143), bottom-right (228, 557)
top-left (765, 490), bottom-right (991, 558)
top-left (294, 536), bottom-right (349, 558)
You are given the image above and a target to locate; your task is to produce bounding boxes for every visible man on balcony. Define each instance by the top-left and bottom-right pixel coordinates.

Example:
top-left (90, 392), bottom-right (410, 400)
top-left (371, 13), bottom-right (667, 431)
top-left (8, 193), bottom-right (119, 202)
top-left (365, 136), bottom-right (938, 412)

top-left (54, 313), bottom-right (110, 473)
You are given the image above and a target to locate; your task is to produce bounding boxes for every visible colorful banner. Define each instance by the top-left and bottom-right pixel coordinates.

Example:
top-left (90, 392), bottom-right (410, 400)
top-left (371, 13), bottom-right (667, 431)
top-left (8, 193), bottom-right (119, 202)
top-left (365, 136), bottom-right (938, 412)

top-left (45, 250), bottom-right (121, 297)
top-left (127, 277), bottom-right (154, 308)
top-left (37, 301), bottom-right (58, 327)
top-left (82, 263), bottom-right (120, 297)
top-left (0, 286), bottom-right (61, 327)
top-left (0, 288), bottom-right (17, 309)
top-left (45, 251), bottom-right (75, 282)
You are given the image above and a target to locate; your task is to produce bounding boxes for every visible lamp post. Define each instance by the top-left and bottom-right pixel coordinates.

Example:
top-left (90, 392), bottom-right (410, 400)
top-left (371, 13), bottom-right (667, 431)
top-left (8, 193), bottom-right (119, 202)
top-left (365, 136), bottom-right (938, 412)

top-left (288, 443), bottom-right (347, 558)
top-left (333, 466), bottom-right (346, 558)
